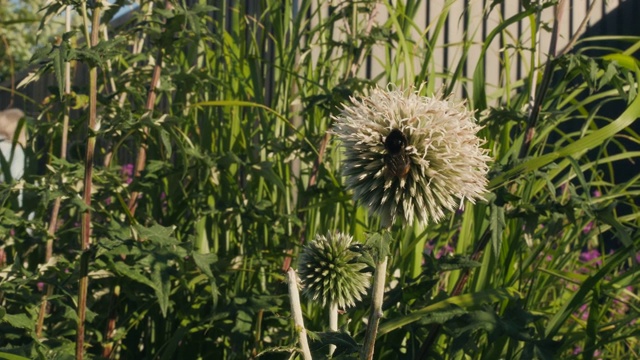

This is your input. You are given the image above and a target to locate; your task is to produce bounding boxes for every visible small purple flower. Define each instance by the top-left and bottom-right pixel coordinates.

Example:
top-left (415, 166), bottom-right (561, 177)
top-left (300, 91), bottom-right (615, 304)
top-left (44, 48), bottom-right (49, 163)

top-left (436, 243), bottom-right (455, 259)
top-left (121, 163), bottom-right (135, 185)
top-left (593, 349), bottom-right (602, 359)
top-left (573, 346), bottom-right (582, 355)
top-left (592, 189), bottom-right (602, 198)
top-left (579, 249), bottom-right (601, 265)
top-left (583, 221), bottom-right (594, 234)
top-left (37, 282), bottom-right (45, 292)
top-left (577, 303), bottom-right (589, 321)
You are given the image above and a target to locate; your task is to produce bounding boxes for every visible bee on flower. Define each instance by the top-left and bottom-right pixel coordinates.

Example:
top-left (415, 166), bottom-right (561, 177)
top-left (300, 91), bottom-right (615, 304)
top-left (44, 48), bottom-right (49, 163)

top-left (331, 85), bottom-right (491, 227)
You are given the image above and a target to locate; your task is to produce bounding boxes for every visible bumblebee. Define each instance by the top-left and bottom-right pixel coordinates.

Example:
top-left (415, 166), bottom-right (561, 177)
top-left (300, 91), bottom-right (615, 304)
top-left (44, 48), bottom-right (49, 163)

top-left (383, 129), bottom-right (411, 180)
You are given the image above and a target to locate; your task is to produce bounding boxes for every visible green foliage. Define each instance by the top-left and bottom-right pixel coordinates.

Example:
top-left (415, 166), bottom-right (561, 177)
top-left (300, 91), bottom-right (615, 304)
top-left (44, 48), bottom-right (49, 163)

top-left (0, 0), bottom-right (69, 83)
top-left (0, 0), bottom-right (639, 359)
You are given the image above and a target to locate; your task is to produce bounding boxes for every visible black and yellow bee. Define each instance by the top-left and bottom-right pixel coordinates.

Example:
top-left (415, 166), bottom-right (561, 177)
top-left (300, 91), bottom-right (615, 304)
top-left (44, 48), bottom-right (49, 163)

top-left (383, 129), bottom-right (411, 180)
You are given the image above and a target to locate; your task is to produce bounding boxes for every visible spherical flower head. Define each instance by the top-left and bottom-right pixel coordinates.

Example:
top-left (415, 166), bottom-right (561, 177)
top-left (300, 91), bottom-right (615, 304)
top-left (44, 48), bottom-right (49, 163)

top-left (298, 232), bottom-right (371, 309)
top-left (331, 85), bottom-right (491, 227)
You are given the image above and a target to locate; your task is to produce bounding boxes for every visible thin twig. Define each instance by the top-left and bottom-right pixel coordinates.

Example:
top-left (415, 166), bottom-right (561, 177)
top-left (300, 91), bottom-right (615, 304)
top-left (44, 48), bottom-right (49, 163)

top-left (519, 0), bottom-right (566, 159)
top-left (557, 0), bottom-right (598, 57)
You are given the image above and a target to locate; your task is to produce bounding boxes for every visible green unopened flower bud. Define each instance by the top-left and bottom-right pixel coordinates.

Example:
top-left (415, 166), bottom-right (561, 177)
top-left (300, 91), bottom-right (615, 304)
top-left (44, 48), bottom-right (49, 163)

top-left (298, 232), bottom-right (371, 309)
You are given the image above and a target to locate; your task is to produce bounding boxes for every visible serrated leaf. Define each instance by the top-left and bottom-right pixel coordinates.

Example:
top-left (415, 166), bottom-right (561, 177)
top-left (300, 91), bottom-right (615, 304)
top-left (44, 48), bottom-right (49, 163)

top-left (192, 252), bottom-right (217, 279)
top-left (112, 261), bottom-right (157, 291)
top-left (52, 41), bottom-right (68, 96)
top-left (134, 224), bottom-right (178, 246)
top-left (151, 260), bottom-right (171, 317)
top-left (365, 232), bottom-right (391, 261)
top-left (1, 313), bottom-right (34, 331)
top-left (159, 128), bottom-right (172, 159)
top-left (436, 255), bottom-right (482, 272)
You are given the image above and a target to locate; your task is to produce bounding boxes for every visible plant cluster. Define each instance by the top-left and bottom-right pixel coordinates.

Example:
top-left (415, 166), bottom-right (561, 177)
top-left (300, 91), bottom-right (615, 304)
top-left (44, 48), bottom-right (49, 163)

top-left (0, 1), bottom-right (638, 359)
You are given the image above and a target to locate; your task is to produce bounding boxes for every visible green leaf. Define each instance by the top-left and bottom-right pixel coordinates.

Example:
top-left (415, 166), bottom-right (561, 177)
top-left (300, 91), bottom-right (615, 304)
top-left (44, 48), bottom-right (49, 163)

top-left (159, 128), bottom-right (173, 159)
top-left (435, 255), bottom-right (482, 272)
top-left (490, 202), bottom-right (505, 259)
top-left (151, 260), bottom-right (171, 317)
top-left (1, 313), bottom-right (34, 331)
top-left (365, 232), bottom-right (392, 261)
top-left (490, 62), bottom-right (640, 188)
top-left (378, 287), bottom-right (520, 335)
top-left (0, 352), bottom-right (31, 360)
top-left (255, 161), bottom-right (285, 192)
top-left (51, 41), bottom-right (68, 96)
top-left (310, 331), bottom-right (359, 357)
top-left (134, 224), bottom-right (178, 246)
top-left (112, 261), bottom-right (157, 291)
top-left (192, 252), bottom-right (217, 280)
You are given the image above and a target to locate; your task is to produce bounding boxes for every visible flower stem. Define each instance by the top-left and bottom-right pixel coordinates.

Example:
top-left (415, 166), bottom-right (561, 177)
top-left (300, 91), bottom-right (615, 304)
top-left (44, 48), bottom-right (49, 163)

top-left (329, 302), bottom-right (338, 357)
top-left (287, 268), bottom-right (312, 360)
top-left (361, 256), bottom-right (388, 360)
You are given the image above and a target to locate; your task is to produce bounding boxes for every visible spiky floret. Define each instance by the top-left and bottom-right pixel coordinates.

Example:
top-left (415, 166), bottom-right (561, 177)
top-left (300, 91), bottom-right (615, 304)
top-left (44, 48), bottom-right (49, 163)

top-left (331, 85), bottom-right (491, 227)
top-left (298, 232), bottom-right (371, 309)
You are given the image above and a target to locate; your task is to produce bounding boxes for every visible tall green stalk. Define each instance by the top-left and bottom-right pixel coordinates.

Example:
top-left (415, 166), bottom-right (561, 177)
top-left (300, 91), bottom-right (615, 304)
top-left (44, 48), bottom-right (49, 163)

top-left (76, 1), bottom-right (101, 358)
top-left (361, 256), bottom-right (388, 360)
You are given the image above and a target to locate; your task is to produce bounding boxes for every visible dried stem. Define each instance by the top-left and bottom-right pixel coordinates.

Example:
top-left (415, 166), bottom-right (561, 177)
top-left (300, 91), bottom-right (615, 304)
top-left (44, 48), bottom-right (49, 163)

top-left (102, 3), bottom-right (168, 356)
top-left (519, 0), bottom-right (565, 159)
top-left (76, 1), bottom-right (101, 358)
top-left (36, 5), bottom-right (73, 338)
top-left (126, 0), bottom-right (170, 214)
top-left (558, 0), bottom-right (598, 56)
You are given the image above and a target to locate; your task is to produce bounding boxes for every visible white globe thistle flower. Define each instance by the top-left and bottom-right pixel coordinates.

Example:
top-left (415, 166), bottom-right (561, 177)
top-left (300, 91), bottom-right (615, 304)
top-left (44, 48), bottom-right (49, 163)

top-left (298, 232), bottom-right (371, 309)
top-left (331, 85), bottom-right (490, 227)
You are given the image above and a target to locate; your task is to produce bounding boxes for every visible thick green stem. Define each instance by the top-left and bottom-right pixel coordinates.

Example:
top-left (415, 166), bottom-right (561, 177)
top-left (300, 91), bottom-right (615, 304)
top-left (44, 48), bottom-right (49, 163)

top-left (361, 256), bottom-right (388, 360)
top-left (287, 268), bottom-right (312, 360)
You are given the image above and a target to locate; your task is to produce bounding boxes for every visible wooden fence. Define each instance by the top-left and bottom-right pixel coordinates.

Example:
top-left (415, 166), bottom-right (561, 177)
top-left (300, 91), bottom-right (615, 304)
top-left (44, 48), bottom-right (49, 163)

top-left (1, 0), bottom-right (637, 117)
